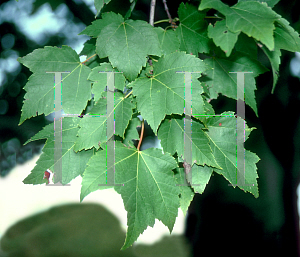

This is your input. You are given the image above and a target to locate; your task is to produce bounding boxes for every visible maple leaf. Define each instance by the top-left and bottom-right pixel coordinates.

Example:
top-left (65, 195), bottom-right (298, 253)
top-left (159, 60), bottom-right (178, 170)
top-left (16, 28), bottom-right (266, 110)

top-left (176, 3), bottom-right (212, 54)
top-left (202, 48), bottom-right (268, 116)
top-left (81, 141), bottom-right (180, 249)
top-left (207, 20), bottom-right (240, 57)
top-left (173, 166), bottom-right (195, 215)
top-left (74, 91), bottom-right (136, 152)
top-left (23, 117), bottom-right (93, 185)
top-left (95, 12), bottom-right (162, 81)
top-left (154, 27), bottom-right (180, 55)
top-left (205, 112), bottom-right (259, 197)
top-left (17, 46), bottom-right (92, 125)
top-left (158, 114), bottom-right (220, 169)
top-left (129, 51), bottom-right (210, 134)
top-left (88, 63), bottom-right (125, 102)
top-left (199, 0), bottom-right (280, 50)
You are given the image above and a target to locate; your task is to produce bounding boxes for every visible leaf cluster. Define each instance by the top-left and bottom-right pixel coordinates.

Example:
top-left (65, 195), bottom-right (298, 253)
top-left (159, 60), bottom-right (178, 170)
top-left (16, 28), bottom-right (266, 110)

top-left (16, 0), bottom-right (300, 250)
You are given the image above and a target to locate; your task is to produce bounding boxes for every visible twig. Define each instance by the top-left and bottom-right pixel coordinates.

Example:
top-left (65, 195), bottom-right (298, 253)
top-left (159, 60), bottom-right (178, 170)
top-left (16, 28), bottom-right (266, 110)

top-left (162, 0), bottom-right (172, 21)
top-left (81, 53), bottom-right (97, 64)
top-left (162, 0), bottom-right (176, 28)
top-left (149, 0), bottom-right (156, 26)
top-left (137, 118), bottom-right (145, 151)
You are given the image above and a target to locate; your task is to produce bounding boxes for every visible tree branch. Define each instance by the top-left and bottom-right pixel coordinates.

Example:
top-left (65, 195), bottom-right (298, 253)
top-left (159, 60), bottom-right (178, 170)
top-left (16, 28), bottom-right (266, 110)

top-left (149, 0), bottom-right (156, 26)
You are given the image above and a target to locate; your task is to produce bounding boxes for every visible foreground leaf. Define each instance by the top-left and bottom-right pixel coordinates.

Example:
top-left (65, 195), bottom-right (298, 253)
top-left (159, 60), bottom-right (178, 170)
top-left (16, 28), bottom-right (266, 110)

top-left (113, 141), bottom-right (179, 249)
top-left (130, 52), bottom-right (209, 134)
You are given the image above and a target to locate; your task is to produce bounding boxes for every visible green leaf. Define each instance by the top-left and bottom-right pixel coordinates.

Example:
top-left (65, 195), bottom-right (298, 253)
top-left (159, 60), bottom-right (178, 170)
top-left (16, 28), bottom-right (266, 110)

top-left (80, 148), bottom-right (112, 202)
top-left (187, 164), bottom-right (213, 194)
top-left (94, 0), bottom-right (111, 17)
top-left (17, 46), bottom-right (91, 125)
top-left (274, 17), bottom-right (300, 52)
top-left (88, 63), bottom-right (126, 102)
top-left (238, 0), bottom-right (280, 8)
top-left (82, 141), bottom-right (180, 249)
top-left (174, 167), bottom-right (195, 215)
top-left (74, 91), bottom-right (135, 152)
top-left (23, 117), bottom-right (93, 185)
top-left (177, 3), bottom-right (212, 54)
top-left (208, 20), bottom-right (240, 57)
top-left (261, 45), bottom-right (281, 94)
top-left (79, 12), bottom-right (123, 37)
top-left (203, 50), bottom-right (268, 116)
top-left (199, 0), bottom-right (280, 50)
top-left (129, 51), bottom-right (209, 134)
top-left (205, 112), bottom-right (259, 197)
top-left (96, 14), bottom-right (162, 81)
top-left (122, 115), bottom-right (141, 148)
top-left (154, 27), bottom-right (180, 55)
top-left (158, 115), bottom-right (220, 169)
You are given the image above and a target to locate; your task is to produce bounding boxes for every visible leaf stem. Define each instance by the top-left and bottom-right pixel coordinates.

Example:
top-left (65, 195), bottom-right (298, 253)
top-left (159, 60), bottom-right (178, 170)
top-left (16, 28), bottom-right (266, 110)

top-left (81, 54), bottom-right (97, 64)
top-left (124, 90), bottom-right (132, 99)
top-left (153, 17), bottom-right (179, 24)
top-left (137, 119), bottom-right (145, 151)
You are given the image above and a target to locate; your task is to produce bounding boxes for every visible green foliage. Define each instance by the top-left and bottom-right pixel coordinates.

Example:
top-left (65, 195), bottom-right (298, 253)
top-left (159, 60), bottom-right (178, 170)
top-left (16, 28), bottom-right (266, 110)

top-left (17, 0), bottom-right (300, 250)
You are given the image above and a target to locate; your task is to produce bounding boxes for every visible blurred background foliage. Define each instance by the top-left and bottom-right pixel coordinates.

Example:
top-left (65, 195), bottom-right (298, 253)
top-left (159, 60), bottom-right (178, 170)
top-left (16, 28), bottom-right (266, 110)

top-left (0, 0), bottom-right (300, 256)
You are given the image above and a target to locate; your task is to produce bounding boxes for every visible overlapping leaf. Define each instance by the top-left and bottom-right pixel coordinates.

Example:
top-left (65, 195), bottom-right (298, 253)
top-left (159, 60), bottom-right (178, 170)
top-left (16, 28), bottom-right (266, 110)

top-left (176, 3), bottom-right (212, 54)
top-left (274, 17), bottom-right (300, 52)
top-left (174, 167), bottom-right (194, 215)
top-left (88, 63), bottom-right (126, 102)
top-left (203, 49), bottom-right (268, 116)
top-left (17, 46), bottom-right (92, 125)
top-left (207, 20), bottom-right (240, 57)
top-left (74, 91), bottom-right (135, 152)
top-left (205, 112), bottom-right (259, 197)
top-left (23, 117), bottom-right (93, 185)
top-left (199, 0), bottom-right (280, 50)
top-left (187, 164), bottom-right (213, 194)
top-left (129, 51), bottom-right (209, 134)
top-left (81, 141), bottom-right (180, 249)
top-left (154, 27), bottom-right (180, 55)
top-left (95, 13), bottom-right (162, 81)
top-left (79, 12), bottom-right (123, 38)
top-left (238, 0), bottom-right (280, 8)
top-left (158, 115), bottom-right (220, 168)
top-left (94, 0), bottom-right (111, 17)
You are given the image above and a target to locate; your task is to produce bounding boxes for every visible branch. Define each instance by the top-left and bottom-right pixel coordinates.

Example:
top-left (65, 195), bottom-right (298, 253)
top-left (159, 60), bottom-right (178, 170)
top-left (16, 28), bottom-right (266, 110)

top-left (149, 0), bottom-right (156, 26)
top-left (162, 0), bottom-right (176, 28)
top-left (162, 0), bottom-right (172, 21)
